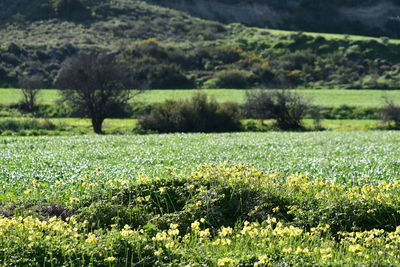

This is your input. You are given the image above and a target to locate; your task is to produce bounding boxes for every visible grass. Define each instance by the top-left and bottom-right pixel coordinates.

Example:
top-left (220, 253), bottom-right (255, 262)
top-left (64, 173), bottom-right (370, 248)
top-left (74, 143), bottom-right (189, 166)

top-left (0, 117), bottom-right (383, 135)
top-left (1, 88), bottom-right (400, 107)
top-left (1, 132), bottom-right (400, 265)
top-left (265, 28), bottom-right (400, 44)
top-left (1, 131), bottom-right (399, 186)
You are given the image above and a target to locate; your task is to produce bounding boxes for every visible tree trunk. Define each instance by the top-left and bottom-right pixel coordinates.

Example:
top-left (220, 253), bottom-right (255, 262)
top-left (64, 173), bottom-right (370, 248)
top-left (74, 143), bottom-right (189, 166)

top-left (91, 117), bottom-right (104, 134)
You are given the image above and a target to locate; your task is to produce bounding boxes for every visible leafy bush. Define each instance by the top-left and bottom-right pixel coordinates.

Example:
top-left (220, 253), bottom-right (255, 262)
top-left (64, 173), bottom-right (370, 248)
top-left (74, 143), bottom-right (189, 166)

top-left (138, 93), bottom-right (242, 133)
top-left (71, 163), bottom-right (400, 233)
top-left (380, 97), bottom-right (400, 129)
top-left (3, 156), bottom-right (400, 265)
top-left (214, 70), bottom-right (252, 89)
top-left (145, 63), bottom-right (195, 89)
top-left (244, 90), bottom-right (310, 130)
top-left (205, 45), bottom-right (243, 64)
top-left (0, 119), bottom-right (56, 132)
top-left (126, 40), bottom-right (194, 89)
top-left (320, 105), bottom-right (379, 120)
top-left (51, 0), bottom-right (90, 20)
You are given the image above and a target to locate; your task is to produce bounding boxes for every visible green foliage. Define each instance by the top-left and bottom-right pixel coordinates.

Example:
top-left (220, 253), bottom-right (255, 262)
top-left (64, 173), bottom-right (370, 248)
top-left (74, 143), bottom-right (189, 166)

top-left (244, 90), bottom-right (310, 130)
top-left (1, 0), bottom-right (400, 89)
top-left (213, 70), bottom-right (252, 89)
top-left (0, 119), bottom-right (56, 132)
top-left (51, 0), bottom-right (91, 20)
top-left (138, 93), bottom-right (242, 133)
top-left (380, 98), bottom-right (400, 128)
top-left (126, 39), bottom-right (195, 89)
top-left (2, 163), bottom-right (400, 265)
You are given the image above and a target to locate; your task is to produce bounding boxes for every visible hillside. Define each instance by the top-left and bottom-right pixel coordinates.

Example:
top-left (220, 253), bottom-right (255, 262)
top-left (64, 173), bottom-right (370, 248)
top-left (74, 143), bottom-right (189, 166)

top-left (148, 0), bottom-right (400, 38)
top-left (0, 0), bottom-right (400, 89)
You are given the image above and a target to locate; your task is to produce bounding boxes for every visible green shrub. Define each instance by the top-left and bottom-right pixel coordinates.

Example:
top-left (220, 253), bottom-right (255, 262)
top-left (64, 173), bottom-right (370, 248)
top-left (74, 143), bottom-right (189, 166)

top-left (0, 119), bottom-right (56, 132)
top-left (56, 163), bottom-right (400, 234)
top-left (244, 90), bottom-right (310, 130)
top-left (206, 45), bottom-right (243, 64)
top-left (146, 63), bottom-right (195, 89)
top-left (51, 0), bottom-right (90, 20)
top-left (214, 70), bottom-right (252, 89)
top-left (319, 105), bottom-right (380, 120)
top-left (138, 93), bottom-right (242, 133)
top-left (380, 98), bottom-right (400, 129)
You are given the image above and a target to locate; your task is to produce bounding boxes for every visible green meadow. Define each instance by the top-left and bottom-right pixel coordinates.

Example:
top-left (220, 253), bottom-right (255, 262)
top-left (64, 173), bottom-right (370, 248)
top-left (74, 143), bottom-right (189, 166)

top-left (1, 88), bottom-right (400, 107)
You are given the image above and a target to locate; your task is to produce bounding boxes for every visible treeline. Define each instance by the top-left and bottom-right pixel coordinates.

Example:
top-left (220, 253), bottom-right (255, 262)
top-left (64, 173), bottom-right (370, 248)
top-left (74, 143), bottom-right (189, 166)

top-left (2, 90), bottom-right (400, 135)
top-left (0, 100), bottom-right (385, 121)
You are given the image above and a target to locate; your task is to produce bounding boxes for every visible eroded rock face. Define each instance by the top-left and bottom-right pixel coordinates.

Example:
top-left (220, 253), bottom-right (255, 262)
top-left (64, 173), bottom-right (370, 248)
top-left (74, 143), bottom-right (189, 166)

top-left (146, 0), bottom-right (400, 37)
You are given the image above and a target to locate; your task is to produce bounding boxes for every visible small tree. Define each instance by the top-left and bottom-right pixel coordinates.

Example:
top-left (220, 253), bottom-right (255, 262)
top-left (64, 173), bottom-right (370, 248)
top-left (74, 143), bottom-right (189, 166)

top-left (244, 90), bottom-right (310, 130)
top-left (56, 51), bottom-right (139, 133)
top-left (380, 97), bottom-right (400, 129)
top-left (18, 74), bottom-right (43, 113)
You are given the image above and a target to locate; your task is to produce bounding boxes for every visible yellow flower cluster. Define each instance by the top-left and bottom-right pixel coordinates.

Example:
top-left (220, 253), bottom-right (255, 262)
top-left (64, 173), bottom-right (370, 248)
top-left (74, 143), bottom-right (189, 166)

top-left (217, 257), bottom-right (238, 266)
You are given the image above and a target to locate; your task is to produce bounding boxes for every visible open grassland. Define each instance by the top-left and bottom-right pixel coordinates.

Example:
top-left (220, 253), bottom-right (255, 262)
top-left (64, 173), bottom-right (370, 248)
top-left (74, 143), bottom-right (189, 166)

top-left (265, 29), bottom-right (400, 44)
top-left (0, 132), bottom-right (400, 265)
top-left (1, 88), bottom-right (400, 107)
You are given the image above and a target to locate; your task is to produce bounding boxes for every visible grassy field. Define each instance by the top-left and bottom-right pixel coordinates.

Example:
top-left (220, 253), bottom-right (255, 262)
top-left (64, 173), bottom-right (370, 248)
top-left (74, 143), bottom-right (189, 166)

top-left (2, 132), bottom-right (399, 185)
top-left (1, 88), bottom-right (400, 107)
top-left (0, 117), bottom-right (382, 135)
top-left (265, 28), bottom-right (400, 44)
top-left (0, 132), bottom-right (400, 265)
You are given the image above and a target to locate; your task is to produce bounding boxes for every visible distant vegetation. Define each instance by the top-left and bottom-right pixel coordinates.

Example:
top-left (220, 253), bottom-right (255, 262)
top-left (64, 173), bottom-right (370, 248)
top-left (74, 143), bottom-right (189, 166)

top-left (150, 0), bottom-right (400, 38)
top-left (0, 0), bottom-right (400, 90)
top-left (138, 93), bottom-right (242, 133)
top-left (1, 133), bottom-right (400, 264)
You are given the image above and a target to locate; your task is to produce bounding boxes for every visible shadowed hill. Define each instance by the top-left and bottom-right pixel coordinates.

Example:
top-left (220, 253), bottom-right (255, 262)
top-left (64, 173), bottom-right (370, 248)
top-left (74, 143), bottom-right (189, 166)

top-left (147, 0), bottom-right (400, 38)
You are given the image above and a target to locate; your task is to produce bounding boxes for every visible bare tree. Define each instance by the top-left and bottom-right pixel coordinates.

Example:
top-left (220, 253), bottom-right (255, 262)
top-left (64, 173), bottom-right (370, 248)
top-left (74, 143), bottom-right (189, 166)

top-left (244, 90), bottom-right (310, 130)
top-left (309, 105), bottom-right (324, 130)
top-left (56, 51), bottom-right (141, 133)
top-left (380, 96), bottom-right (400, 129)
top-left (18, 74), bottom-right (43, 112)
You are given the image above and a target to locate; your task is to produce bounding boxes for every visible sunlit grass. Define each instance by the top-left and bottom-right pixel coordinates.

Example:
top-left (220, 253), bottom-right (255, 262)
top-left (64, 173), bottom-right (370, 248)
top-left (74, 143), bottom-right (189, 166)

top-left (1, 88), bottom-right (399, 107)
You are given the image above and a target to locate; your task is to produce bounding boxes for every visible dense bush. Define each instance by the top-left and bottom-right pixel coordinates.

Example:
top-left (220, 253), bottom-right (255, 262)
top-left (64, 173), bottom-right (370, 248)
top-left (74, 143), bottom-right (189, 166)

top-left (0, 119), bottom-right (56, 132)
top-left (70, 163), bottom-right (400, 234)
top-left (244, 90), bottom-right (310, 130)
top-left (144, 63), bottom-right (195, 89)
top-left (213, 70), bottom-right (252, 89)
top-left (316, 105), bottom-right (380, 120)
top-left (51, 0), bottom-right (90, 20)
top-left (138, 93), bottom-right (242, 133)
top-left (380, 98), bottom-right (400, 129)
top-left (3, 163), bottom-right (400, 265)
top-left (126, 40), bottom-right (195, 89)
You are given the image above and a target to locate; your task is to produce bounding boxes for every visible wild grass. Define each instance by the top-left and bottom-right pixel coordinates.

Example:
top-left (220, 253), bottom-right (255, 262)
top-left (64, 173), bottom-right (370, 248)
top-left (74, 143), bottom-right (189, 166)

top-left (1, 88), bottom-right (400, 107)
top-left (1, 132), bottom-right (399, 188)
top-left (0, 132), bottom-right (400, 264)
top-left (265, 28), bottom-right (400, 44)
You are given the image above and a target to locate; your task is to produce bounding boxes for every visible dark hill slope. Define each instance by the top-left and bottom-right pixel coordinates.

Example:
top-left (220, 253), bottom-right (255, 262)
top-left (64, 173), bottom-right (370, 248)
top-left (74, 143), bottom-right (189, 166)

top-left (147, 0), bottom-right (400, 38)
